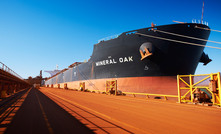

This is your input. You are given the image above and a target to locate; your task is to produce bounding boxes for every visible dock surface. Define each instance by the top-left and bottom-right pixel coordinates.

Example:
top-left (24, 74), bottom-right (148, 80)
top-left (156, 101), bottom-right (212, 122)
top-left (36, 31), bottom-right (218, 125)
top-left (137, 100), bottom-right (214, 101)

top-left (2, 87), bottom-right (221, 134)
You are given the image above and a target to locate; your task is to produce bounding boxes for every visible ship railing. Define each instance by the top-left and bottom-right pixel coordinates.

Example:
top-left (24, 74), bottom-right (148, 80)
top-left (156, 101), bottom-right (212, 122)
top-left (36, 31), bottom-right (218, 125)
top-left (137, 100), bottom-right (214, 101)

top-left (192, 19), bottom-right (208, 26)
top-left (0, 61), bottom-right (23, 80)
top-left (122, 92), bottom-right (178, 100)
top-left (84, 87), bottom-right (178, 100)
top-left (98, 33), bottom-right (121, 43)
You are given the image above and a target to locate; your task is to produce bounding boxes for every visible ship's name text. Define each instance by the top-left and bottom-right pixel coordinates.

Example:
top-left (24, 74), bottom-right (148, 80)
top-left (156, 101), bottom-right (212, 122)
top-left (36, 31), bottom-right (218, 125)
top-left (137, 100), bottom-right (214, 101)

top-left (95, 56), bottom-right (133, 66)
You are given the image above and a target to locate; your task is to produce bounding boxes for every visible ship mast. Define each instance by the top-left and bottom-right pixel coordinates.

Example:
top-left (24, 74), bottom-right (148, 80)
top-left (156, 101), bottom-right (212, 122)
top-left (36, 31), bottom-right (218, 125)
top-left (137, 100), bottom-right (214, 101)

top-left (201, 1), bottom-right (204, 24)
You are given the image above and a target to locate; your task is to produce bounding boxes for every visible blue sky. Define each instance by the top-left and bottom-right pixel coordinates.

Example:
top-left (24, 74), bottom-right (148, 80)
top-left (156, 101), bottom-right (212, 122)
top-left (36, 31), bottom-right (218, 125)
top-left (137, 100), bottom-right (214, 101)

top-left (0, 0), bottom-right (221, 79)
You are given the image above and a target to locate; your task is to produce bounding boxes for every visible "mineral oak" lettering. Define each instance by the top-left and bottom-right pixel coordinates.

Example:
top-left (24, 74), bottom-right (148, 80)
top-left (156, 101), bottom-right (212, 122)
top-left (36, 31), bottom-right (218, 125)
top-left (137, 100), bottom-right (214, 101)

top-left (95, 56), bottom-right (133, 67)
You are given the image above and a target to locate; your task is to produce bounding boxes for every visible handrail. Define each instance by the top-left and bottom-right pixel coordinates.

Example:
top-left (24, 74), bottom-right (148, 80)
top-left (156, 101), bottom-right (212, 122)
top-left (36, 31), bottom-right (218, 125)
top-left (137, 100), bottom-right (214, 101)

top-left (87, 89), bottom-right (178, 100)
top-left (0, 62), bottom-right (23, 80)
top-left (123, 92), bottom-right (178, 100)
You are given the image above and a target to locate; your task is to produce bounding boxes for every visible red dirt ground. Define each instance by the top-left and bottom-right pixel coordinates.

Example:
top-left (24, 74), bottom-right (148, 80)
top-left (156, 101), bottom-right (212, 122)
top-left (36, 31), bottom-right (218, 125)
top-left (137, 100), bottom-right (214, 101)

top-left (40, 87), bottom-right (221, 134)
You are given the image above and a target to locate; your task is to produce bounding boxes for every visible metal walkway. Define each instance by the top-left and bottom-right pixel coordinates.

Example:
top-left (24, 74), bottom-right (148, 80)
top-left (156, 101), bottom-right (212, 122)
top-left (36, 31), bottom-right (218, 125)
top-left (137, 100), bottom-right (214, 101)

top-left (0, 62), bottom-right (30, 98)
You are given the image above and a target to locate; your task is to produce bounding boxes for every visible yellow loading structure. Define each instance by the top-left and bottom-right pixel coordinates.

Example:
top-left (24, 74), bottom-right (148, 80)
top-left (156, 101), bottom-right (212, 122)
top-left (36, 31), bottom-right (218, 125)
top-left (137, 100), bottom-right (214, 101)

top-left (177, 72), bottom-right (221, 106)
top-left (106, 80), bottom-right (117, 95)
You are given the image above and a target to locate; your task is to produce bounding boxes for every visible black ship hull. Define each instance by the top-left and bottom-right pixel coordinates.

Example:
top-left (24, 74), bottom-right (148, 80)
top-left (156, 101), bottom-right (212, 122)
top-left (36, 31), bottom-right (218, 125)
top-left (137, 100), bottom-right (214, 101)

top-left (45, 23), bottom-right (210, 95)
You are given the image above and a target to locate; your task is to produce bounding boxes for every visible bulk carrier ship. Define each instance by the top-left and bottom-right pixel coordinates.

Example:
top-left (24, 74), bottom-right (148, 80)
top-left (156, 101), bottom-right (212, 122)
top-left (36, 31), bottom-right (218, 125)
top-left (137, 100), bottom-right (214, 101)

top-left (45, 22), bottom-right (211, 95)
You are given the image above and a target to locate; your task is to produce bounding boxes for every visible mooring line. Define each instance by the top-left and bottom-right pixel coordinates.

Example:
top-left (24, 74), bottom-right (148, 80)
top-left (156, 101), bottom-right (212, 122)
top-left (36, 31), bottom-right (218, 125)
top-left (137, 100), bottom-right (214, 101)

top-left (136, 32), bottom-right (221, 50)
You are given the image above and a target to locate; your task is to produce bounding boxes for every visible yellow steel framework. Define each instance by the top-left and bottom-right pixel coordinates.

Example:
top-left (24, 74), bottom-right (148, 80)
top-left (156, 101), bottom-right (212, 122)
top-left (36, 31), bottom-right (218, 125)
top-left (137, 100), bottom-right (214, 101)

top-left (64, 83), bottom-right (68, 89)
top-left (79, 82), bottom-right (85, 91)
top-left (177, 72), bottom-right (221, 106)
top-left (106, 80), bottom-right (117, 95)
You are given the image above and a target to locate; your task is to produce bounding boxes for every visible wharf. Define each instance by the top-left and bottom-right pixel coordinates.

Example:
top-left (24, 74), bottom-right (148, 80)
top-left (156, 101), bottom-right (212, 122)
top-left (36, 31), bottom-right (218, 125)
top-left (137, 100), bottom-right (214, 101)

top-left (1, 87), bottom-right (221, 134)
